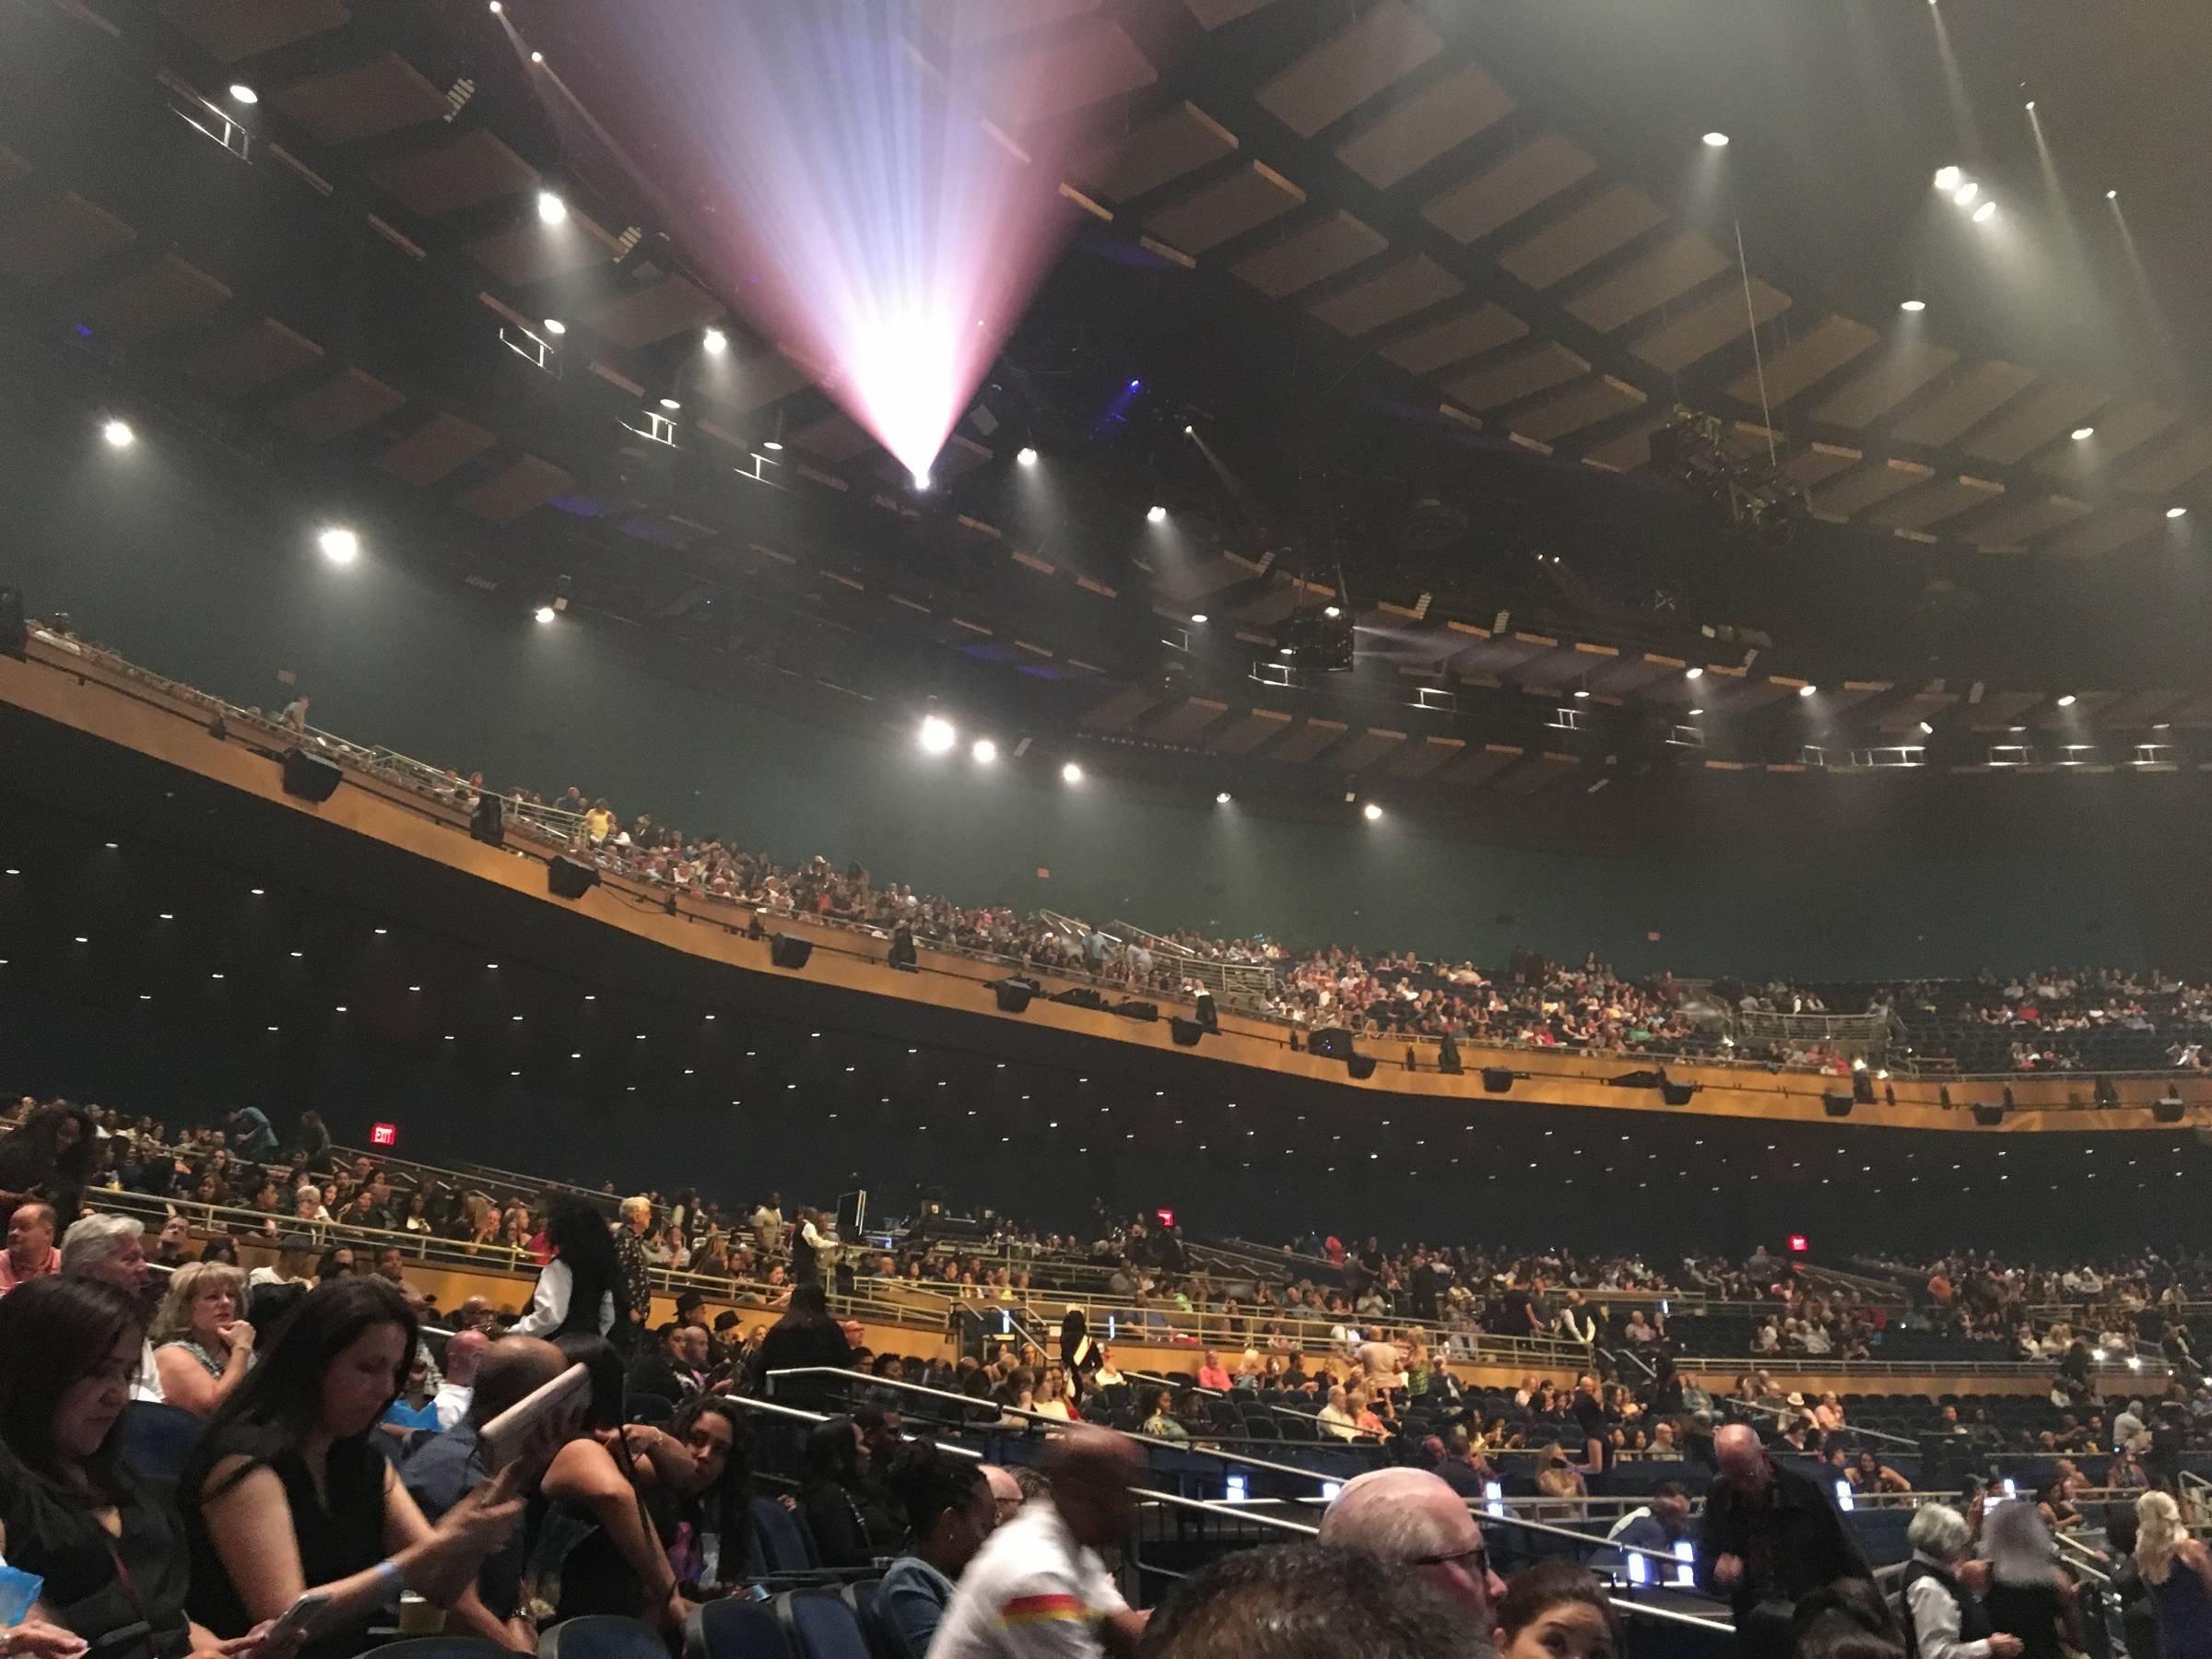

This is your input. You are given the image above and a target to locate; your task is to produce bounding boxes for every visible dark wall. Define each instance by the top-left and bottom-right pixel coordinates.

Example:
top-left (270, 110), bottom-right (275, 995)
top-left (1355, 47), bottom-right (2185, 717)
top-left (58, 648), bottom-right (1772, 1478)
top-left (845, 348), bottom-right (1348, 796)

top-left (6, 393), bottom-right (2206, 980)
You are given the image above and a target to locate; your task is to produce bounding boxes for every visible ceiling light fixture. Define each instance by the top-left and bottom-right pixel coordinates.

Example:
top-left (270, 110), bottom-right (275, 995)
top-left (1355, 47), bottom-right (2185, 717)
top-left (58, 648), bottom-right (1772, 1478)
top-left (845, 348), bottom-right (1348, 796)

top-left (1146, 505), bottom-right (1167, 524)
top-left (701, 327), bottom-right (727, 354)
top-left (1061, 761), bottom-right (1084, 783)
top-left (1973, 201), bottom-right (1997, 223)
top-left (101, 419), bottom-right (135, 448)
top-left (2056, 693), bottom-right (2077, 707)
top-left (659, 397), bottom-right (680, 411)
top-left (971, 738), bottom-right (997, 764)
top-left (534, 605), bottom-right (556, 625)
top-left (1919, 721), bottom-right (1935, 735)
top-left (1702, 132), bottom-right (1730, 147)
top-left (1189, 613), bottom-right (1207, 625)
top-left (1934, 166), bottom-right (1963, 192)
top-left (1685, 666), bottom-right (1704, 679)
top-left (761, 439), bottom-right (782, 451)
top-left (2169, 507), bottom-right (2189, 520)
top-left (1362, 802), bottom-right (1383, 821)
top-left (529, 50), bottom-right (544, 65)
top-left (2106, 189), bottom-right (2118, 201)
top-left (911, 470), bottom-right (932, 491)
top-left (535, 190), bottom-right (565, 223)
top-left (541, 318), bottom-right (566, 335)
top-left (1799, 684), bottom-right (1818, 698)
top-left (2070, 426), bottom-right (2094, 441)
top-left (1953, 182), bottom-right (1980, 206)
top-left (1015, 447), bottom-right (1038, 466)
top-left (317, 527), bottom-right (359, 565)
top-left (229, 84), bottom-right (258, 104)
top-left (1216, 792), bottom-right (1231, 805)
top-left (918, 714), bottom-right (956, 755)
top-left (1900, 300), bottom-right (1926, 313)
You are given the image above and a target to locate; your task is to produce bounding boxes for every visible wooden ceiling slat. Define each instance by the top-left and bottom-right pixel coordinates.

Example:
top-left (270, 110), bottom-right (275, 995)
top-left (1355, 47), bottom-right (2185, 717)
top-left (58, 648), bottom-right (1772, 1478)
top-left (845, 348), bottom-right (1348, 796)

top-left (1077, 101), bottom-right (1237, 202)
top-left (1865, 474), bottom-right (2004, 532)
top-left (1421, 135), bottom-right (1595, 244)
top-left (1209, 709), bottom-right (1293, 754)
top-left (1497, 185), bottom-right (1665, 291)
top-left (1812, 457), bottom-right (1932, 518)
top-left (1383, 735), bottom-right (1464, 778)
top-left (157, 0), bottom-right (349, 63)
top-left (1081, 685), bottom-right (1161, 729)
top-left (1272, 717), bottom-right (1349, 762)
top-left (1724, 314), bottom-right (1878, 407)
top-left (376, 412), bottom-right (497, 486)
top-left (365, 129), bottom-right (538, 218)
top-left (1253, 0), bottom-right (1444, 139)
top-left (1961, 494), bottom-right (2091, 550)
top-left (1334, 62), bottom-right (1516, 191)
top-left (1231, 211), bottom-right (1388, 299)
top-left (1887, 360), bottom-right (2037, 448)
top-left (1811, 339), bottom-right (1961, 429)
top-left (79, 253), bottom-right (229, 341)
top-left (2117, 424), bottom-right (2212, 494)
top-left (273, 367), bottom-right (406, 441)
top-left (2041, 508), bottom-right (2165, 560)
top-left (1378, 302), bottom-right (1527, 374)
top-left (1442, 342), bottom-right (1589, 412)
top-left (1564, 230), bottom-right (1728, 334)
top-left (0, 190), bottom-right (135, 286)
top-left (270, 53), bottom-right (449, 146)
top-left (996, 23), bottom-right (1157, 126)
top-left (1507, 375), bottom-right (1646, 444)
top-left (1962, 381), bottom-right (2110, 465)
top-left (1143, 161), bottom-right (1304, 255)
top-left (454, 454), bottom-right (571, 523)
top-left (1631, 278), bottom-right (1790, 374)
top-left (2033, 401), bottom-right (2179, 480)
top-left (181, 315), bottom-right (324, 396)
top-left (1305, 253), bottom-right (1460, 335)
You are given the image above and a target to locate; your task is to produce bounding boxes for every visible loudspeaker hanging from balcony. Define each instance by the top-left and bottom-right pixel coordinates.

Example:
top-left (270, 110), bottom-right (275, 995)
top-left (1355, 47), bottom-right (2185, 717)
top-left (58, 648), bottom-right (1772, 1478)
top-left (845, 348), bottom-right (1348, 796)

top-left (1170, 1017), bottom-right (1206, 1046)
top-left (1823, 1091), bottom-right (1853, 1119)
top-left (1438, 1032), bottom-right (1463, 1075)
top-left (1308, 1027), bottom-right (1356, 1062)
top-left (770, 934), bottom-right (813, 970)
top-left (993, 977), bottom-right (1039, 1014)
top-left (1658, 1079), bottom-right (1697, 1107)
top-left (1482, 1067), bottom-right (1515, 1095)
top-left (1346, 1053), bottom-right (1378, 1081)
top-left (0, 586), bottom-right (24, 659)
top-left (547, 856), bottom-right (600, 900)
top-left (1194, 992), bottom-right (1218, 1031)
top-left (1971, 1102), bottom-right (2005, 1127)
top-left (470, 793), bottom-right (505, 847)
top-left (279, 748), bottom-right (343, 803)
top-left (1853, 1070), bottom-right (1876, 1104)
top-left (2153, 1095), bottom-right (2185, 1124)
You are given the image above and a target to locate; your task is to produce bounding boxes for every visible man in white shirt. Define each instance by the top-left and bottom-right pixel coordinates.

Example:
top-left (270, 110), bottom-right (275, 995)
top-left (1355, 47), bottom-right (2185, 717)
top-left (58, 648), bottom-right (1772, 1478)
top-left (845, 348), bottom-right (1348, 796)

top-left (929, 1427), bottom-right (1146, 1659)
top-left (1316, 1386), bottom-right (1360, 1442)
top-left (433, 1328), bottom-right (488, 1430)
top-left (752, 1194), bottom-right (785, 1254)
top-left (248, 1234), bottom-right (317, 1291)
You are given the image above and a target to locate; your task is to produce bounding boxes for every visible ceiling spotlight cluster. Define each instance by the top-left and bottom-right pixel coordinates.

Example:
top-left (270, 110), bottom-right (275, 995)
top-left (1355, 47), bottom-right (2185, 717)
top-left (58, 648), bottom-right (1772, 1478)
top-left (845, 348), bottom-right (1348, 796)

top-left (1936, 167), bottom-right (1997, 224)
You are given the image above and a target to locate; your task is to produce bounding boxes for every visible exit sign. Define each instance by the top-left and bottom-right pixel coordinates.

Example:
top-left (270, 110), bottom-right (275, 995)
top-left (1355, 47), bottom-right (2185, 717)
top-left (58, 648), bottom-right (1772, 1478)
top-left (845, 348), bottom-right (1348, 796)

top-left (370, 1123), bottom-right (397, 1147)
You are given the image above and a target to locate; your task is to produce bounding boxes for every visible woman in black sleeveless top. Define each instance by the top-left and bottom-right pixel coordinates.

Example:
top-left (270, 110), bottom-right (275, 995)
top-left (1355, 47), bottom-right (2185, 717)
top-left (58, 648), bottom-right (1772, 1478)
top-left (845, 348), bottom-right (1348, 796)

top-left (180, 1279), bottom-right (526, 1659)
top-left (1981, 1500), bottom-right (2084, 1659)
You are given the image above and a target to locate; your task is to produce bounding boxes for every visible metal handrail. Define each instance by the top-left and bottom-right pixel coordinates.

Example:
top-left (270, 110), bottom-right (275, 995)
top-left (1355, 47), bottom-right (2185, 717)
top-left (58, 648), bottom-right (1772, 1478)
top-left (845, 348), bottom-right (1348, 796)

top-left (763, 1368), bottom-right (1356, 1490)
top-left (1713, 1394), bottom-right (1921, 1449)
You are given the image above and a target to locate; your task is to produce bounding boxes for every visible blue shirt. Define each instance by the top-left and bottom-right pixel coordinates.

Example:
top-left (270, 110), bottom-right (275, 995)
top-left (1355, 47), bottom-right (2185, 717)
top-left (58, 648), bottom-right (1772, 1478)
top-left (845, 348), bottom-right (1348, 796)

top-left (877, 1552), bottom-right (956, 1659)
top-left (231, 1106), bottom-right (277, 1159)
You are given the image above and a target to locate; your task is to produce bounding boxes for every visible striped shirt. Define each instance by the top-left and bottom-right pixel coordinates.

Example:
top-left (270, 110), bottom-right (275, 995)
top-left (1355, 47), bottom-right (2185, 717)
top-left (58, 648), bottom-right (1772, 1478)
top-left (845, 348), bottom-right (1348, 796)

top-left (924, 1500), bottom-right (1126, 1659)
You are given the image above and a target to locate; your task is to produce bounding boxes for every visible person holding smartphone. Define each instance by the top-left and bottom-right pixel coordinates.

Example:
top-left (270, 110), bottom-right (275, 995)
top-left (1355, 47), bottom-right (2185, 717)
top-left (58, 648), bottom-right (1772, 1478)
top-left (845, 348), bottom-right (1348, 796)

top-left (180, 1279), bottom-right (528, 1658)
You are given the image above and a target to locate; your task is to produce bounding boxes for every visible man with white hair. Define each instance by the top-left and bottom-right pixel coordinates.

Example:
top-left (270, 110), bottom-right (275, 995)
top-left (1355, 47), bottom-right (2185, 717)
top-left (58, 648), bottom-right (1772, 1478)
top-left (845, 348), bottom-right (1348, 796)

top-left (61, 1213), bottom-right (164, 1403)
top-left (1902, 1502), bottom-right (2022, 1659)
top-left (1317, 1466), bottom-right (1506, 1653)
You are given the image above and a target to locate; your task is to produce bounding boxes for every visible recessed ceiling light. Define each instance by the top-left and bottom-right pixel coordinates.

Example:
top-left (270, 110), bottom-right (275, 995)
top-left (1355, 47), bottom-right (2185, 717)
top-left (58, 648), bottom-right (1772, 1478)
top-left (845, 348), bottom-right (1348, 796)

top-left (529, 50), bottom-right (544, 65)
top-left (1685, 666), bottom-right (1703, 679)
top-left (1934, 166), bottom-right (1963, 192)
top-left (1189, 613), bottom-right (1207, 624)
top-left (1702, 132), bottom-right (1730, 147)
top-left (1688, 707), bottom-right (1705, 717)
top-left (541, 318), bottom-right (566, 335)
top-left (1216, 792), bottom-right (1231, 805)
top-left (101, 419), bottom-right (135, 448)
top-left (1147, 505), bottom-right (1167, 524)
top-left (971, 738), bottom-right (997, 765)
top-left (1798, 684), bottom-right (1817, 697)
top-left (1016, 447), bottom-right (1038, 466)
top-left (1061, 761), bottom-right (1084, 783)
top-left (1573, 688), bottom-right (1591, 700)
top-left (1362, 802), bottom-right (1383, 821)
top-left (1953, 182), bottom-right (1979, 206)
top-left (2056, 693), bottom-right (2077, 707)
top-left (229, 84), bottom-right (258, 104)
top-left (702, 327), bottom-right (727, 354)
top-left (535, 190), bottom-right (565, 223)
top-left (2106, 190), bottom-right (2118, 201)
top-left (659, 397), bottom-right (681, 411)
top-left (761, 439), bottom-right (783, 451)
top-left (2070, 426), bottom-right (2094, 441)
top-left (317, 526), bottom-right (359, 564)
top-left (533, 605), bottom-right (557, 625)
top-left (1900, 300), bottom-right (1925, 313)
top-left (2169, 507), bottom-right (2189, 520)
top-left (1972, 201), bottom-right (1997, 223)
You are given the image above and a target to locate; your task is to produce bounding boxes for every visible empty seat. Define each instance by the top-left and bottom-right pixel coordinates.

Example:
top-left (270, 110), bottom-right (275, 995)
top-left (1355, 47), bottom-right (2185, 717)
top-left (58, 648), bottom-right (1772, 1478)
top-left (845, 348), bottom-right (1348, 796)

top-left (688, 1599), bottom-right (796, 1659)
top-left (780, 1592), bottom-right (874, 1659)
top-left (540, 1617), bottom-right (669, 1659)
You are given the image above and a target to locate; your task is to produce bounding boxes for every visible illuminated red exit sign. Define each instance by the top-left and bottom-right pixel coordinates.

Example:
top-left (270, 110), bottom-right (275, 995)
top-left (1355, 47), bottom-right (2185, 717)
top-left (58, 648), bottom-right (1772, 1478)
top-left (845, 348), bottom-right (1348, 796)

top-left (1156, 1208), bottom-right (1175, 1229)
top-left (370, 1123), bottom-right (398, 1147)
top-left (1788, 1234), bottom-right (1808, 1253)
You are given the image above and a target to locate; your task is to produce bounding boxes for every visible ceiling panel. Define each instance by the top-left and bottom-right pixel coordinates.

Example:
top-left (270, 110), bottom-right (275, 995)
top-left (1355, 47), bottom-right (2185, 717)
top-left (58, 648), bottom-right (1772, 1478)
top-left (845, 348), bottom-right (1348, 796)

top-left (1253, 0), bottom-right (1444, 139)
top-left (996, 23), bottom-right (1157, 126)
top-left (2041, 508), bottom-right (2165, 559)
top-left (1305, 253), bottom-right (1460, 335)
top-left (376, 411), bottom-right (498, 486)
top-left (1579, 413), bottom-right (1672, 472)
top-left (1506, 375), bottom-right (1647, 444)
top-left (1810, 340), bottom-right (1962, 429)
top-left (1496, 184), bottom-right (1665, 291)
top-left (1082, 686), bottom-right (1162, 729)
top-left (1724, 314), bottom-right (1878, 407)
top-left (365, 129), bottom-right (538, 218)
top-left (157, 0), bottom-right (349, 63)
top-left (1630, 278), bottom-right (1790, 374)
top-left (1438, 743), bottom-right (1523, 789)
top-left (1421, 135), bottom-right (1595, 244)
top-left (273, 368), bottom-right (406, 441)
top-left (1495, 751), bottom-right (1579, 794)
top-left (1961, 494), bottom-right (2092, 550)
top-left (702, 350), bottom-right (814, 418)
top-left (579, 274), bottom-right (724, 349)
top-left (181, 315), bottom-right (323, 396)
top-left (454, 455), bottom-right (571, 523)
top-left (1383, 735), bottom-right (1464, 778)
top-left (913, 0), bottom-right (1100, 44)
top-left (794, 411), bottom-right (874, 464)
top-left (1812, 457), bottom-right (1933, 517)
top-left (0, 190), bottom-right (135, 286)
top-left (1378, 302), bottom-right (1528, 374)
top-left (1077, 101), bottom-right (1238, 202)
top-left (1962, 381), bottom-right (2111, 465)
top-left (270, 53), bottom-right (450, 146)
top-left (1147, 697), bottom-right (1230, 743)
top-left (1328, 727), bottom-right (1407, 771)
top-left (1783, 442), bottom-right (1862, 488)
top-left (1864, 474), bottom-right (2004, 532)
top-left (1272, 717), bottom-right (1349, 762)
top-left (2117, 424), bottom-right (2212, 494)
top-left (1333, 62), bottom-right (1516, 191)
top-left (79, 253), bottom-right (230, 341)
top-left (2033, 400), bottom-right (2179, 480)
top-left (1231, 211), bottom-right (1388, 299)
top-left (1888, 359), bottom-right (2037, 448)
top-left (1143, 161), bottom-right (1304, 255)
top-left (1442, 342), bottom-right (1590, 412)
top-left (464, 212), bottom-right (621, 286)
top-left (1208, 709), bottom-right (1292, 754)
top-left (1183, 0), bottom-right (1273, 25)
top-left (1564, 231), bottom-right (1729, 334)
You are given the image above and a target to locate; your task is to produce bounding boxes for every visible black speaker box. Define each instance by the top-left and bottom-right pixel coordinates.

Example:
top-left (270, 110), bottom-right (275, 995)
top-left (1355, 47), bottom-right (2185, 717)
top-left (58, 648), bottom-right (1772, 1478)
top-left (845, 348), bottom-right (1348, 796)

top-left (1823, 1091), bottom-right (1853, 1118)
top-left (1171, 1018), bottom-right (1206, 1046)
top-left (0, 586), bottom-right (24, 660)
top-left (1971, 1103), bottom-right (2006, 1127)
top-left (1309, 1027), bottom-right (1355, 1062)
top-left (547, 856), bottom-right (600, 900)
top-left (1346, 1053), bottom-right (1378, 1081)
top-left (279, 748), bottom-right (343, 803)
top-left (469, 793), bottom-right (505, 846)
top-left (993, 978), bottom-right (1038, 1014)
top-left (770, 934), bottom-right (813, 970)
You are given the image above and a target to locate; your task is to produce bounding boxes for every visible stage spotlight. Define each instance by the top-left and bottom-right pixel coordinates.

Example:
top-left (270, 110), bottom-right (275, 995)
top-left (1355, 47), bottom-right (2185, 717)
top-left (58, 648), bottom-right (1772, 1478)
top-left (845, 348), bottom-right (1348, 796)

top-left (971, 738), bottom-right (997, 764)
top-left (488, 1), bottom-right (500, 10)
top-left (1016, 447), bottom-right (1038, 466)
top-left (1189, 613), bottom-right (1207, 624)
top-left (1702, 132), bottom-right (1730, 147)
top-left (919, 714), bottom-right (957, 754)
top-left (912, 471), bottom-right (932, 491)
top-left (1573, 688), bottom-right (1591, 700)
top-left (2070, 427), bottom-right (2094, 441)
top-left (1973, 201), bottom-right (1997, 223)
top-left (2107, 189), bottom-right (2118, 201)
top-left (1798, 684), bottom-right (1817, 697)
top-left (1685, 666), bottom-right (1703, 679)
top-left (1362, 802), bottom-right (1382, 821)
top-left (1216, 792), bottom-right (1231, 805)
top-left (1934, 166), bottom-right (1963, 191)
top-left (1127, 379), bottom-right (1141, 391)
top-left (762, 439), bottom-right (783, 452)
top-left (229, 83), bottom-right (258, 104)
top-left (318, 527), bottom-right (359, 565)
top-left (542, 318), bottom-right (566, 335)
top-left (702, 327), bottom-right (727, 354)
top-left (1900, 300), bottom-right (1926, 312)
top-left (2056, 693), bottom-right (2077, 707)
top-left (101, 419), bottom-right (135, 448)
top-left (1919, 720), bottom-right (1935, 735)
top-left (660, 397), bottom-right (681, 411)
top-left (1146, 505), bottom-right (1167, 524)
top-left (1061, 761), bottom-right (1083, 783)
top-left (529, 50), bottom-right (544, 65)
top-left (1182, 424), bottom-right (1194, 436)
top-left (2170, 507), bottom-right (2190, 520)
top-left (1953, 182), bottom-right (1979, 205)
top-left (536, 190), bottom-right (566, 224)
top-left (533, 605), bottom-right (556, 625)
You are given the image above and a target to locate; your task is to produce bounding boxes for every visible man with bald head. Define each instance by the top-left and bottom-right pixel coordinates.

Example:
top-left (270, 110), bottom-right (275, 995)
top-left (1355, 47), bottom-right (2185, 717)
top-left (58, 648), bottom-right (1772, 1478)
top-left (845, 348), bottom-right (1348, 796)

top-left (931, 1426), bottom-right (1147, 1659)
top-left (982, 1464), bottom-right (1026, 1526)
top-left (1699, 1422), bottom-right (1878, 1659)
top-left (432, 1327), bottom-right (490, 1430)
top-left (1319, 1466), bottom-right (1506, 1653)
